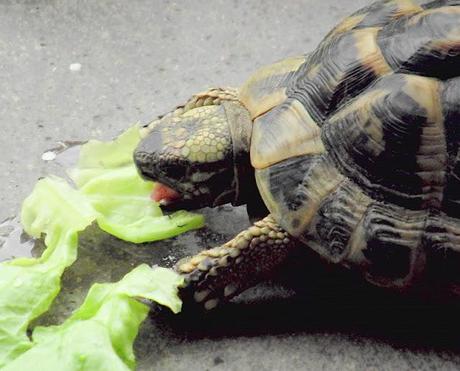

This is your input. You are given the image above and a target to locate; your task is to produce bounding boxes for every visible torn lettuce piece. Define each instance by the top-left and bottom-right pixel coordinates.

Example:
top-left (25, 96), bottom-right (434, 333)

top-left (78, 124), bottom-right (141, 169)
top-left (69, 125), bottom-right (205, 243)
top-left (0, 126), bottom-right (200, 367)
top-left (20, 176), bottom-right (97, 265)
top-left (0, 177), bottom-right (97, 368)
top-left (3, 265), bottom-right (183, 371)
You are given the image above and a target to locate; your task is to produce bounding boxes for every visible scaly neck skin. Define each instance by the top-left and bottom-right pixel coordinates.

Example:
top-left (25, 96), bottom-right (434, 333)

top-left (222, 100), bottom-right (255, 207)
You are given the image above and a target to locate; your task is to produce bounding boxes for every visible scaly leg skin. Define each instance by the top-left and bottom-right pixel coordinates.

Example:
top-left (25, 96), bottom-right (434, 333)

top-left (175, 215), bottom-right (297, 310)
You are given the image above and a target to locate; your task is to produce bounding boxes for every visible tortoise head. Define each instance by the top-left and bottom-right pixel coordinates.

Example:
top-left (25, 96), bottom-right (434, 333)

top-left (134, 93), bottom-right (253, 211)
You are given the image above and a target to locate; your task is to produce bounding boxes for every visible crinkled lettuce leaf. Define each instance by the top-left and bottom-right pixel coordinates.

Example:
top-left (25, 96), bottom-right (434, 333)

top-left (0, 177), bottom-right (97, 368)
top-left (77, 124), bottom-right (141, 170)
top-left (0, 125), bottom-right (201, 367)
top-left (3, 265), bottom-right (183, 371)
top-left (69, 125), bottom-right (204, 243)
top-left (69, 124), bottom-right (142, 188)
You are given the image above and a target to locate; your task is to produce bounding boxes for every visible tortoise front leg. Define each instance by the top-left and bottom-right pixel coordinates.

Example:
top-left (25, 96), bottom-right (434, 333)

top-left (175, 215), bottom-right (297, 310)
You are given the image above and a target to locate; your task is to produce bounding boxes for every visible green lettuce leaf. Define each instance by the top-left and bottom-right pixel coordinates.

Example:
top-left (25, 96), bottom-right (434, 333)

top-left (0, 125), bottom-right (198, 367)
top-left (3, 265), bottom-right (183, 371)
top-left (69, 125), bottom-right (205, 243)
top-left (69, 124), bottom-right (142, 188)
top-left (0, 177), bottom-right (97, 368)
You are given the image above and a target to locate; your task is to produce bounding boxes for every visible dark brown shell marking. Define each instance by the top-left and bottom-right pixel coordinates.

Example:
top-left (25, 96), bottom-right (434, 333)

top-left (251, 0), bottom-right (460, 288)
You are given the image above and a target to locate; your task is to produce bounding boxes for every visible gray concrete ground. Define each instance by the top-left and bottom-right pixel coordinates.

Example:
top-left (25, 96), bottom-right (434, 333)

top-left (2, 1), bottom-right (460, 370)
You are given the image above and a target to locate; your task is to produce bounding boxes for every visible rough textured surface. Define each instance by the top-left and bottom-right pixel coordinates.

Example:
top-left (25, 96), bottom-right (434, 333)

top-left (2, 1), bottom-right (460, 370)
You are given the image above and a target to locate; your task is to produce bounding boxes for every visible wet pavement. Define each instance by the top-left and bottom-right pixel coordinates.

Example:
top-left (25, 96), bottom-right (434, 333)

top-left (2, 1), bottom-right (460, 370)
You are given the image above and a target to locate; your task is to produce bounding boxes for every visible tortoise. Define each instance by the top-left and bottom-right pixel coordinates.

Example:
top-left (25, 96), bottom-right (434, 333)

top-left (134, 0), bottom-right (460, 310)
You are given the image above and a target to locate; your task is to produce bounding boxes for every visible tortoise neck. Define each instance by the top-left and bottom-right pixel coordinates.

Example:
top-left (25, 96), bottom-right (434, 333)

top-left (223, 100), bottom-right (254, 206)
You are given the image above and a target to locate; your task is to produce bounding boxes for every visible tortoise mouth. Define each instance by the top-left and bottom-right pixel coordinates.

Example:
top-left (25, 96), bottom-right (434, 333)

top-left (150, 181), bottom-right (209, 211)
top-left (150, 182), bottom-right (193, 211)
top-left (151, 183), bottom-right (181, 205)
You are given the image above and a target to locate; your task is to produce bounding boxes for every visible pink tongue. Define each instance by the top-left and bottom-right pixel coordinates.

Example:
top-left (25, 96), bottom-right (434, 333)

top-left (151, 183), bottom-right (180, 203)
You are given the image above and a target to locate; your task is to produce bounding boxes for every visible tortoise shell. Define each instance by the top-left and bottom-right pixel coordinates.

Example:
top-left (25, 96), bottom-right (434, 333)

top-left (238, 0), bottom-right (460, 288)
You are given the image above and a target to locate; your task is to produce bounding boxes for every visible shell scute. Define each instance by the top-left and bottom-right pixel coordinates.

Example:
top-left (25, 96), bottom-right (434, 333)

top-left (322, 73), bottom-right (446, 209)
top-left (378, 6), bottom-right (460, 79)
top-left (288, 27), bottom-right (391, 125)
top-left (247, 0), bottom-right (460, 288)
top-left (325, 0), bottom-right (423, 40)
top-left (239, 55), bottom-right (306, 119)
top-left (250, 99), bottom-right (324, 169)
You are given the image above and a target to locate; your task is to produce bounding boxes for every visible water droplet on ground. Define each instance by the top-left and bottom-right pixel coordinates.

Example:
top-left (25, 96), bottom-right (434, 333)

top-left (0, 216), bottom-right (35, 261)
